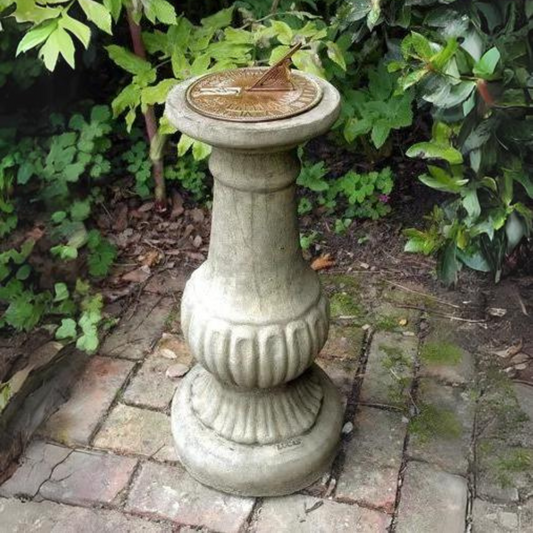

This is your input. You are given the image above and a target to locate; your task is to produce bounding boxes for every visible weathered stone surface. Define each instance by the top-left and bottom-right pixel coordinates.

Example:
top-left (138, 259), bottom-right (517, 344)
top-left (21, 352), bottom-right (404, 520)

top-left (336, 407), bottom-right (406, 513)
top-left (395, 461), bottom-right (468, 533)
top-left (126, 461), bottom-right (254, 533)
top-left (0, 344), bottom-right (90, 478)
top-left (0, 441), bottom-right (70, 497)
top-left (93, 404), bottom-right (176, 462)
top-left (167, 75), bottom-right (344, 496)
top-left (0, 498), bottom-right (171, 532)
top-left (39, 356), bottom-right (134, 445)
top-left (320, 324), bottom-right (365, 361)
top-left (360, 332), bottom-right (417, 407)
top-left (407, 379), bottom-right (474, 475)
top-left (372, 301), bottom-right (419, 334)
top-left (472, 499), bottom-right (519, 532)
top-left (316, 325), bottom-right (363, 402)
top-left (316, 356), bottom-right (357, 403)
top-left (476, 439), bottom-right (533, 502)
top-left (38, 449), bottom-right (137, 506)
top-left (418, 320), bottom-right (475, 385)
top-left (510, 383), bottom-right (533, 448)
top-left (123, 356), bottom-right (178, 410)
top-left (255, 494), bottom-right (391, 532)
top-left (101, 295), bottom-right (174, 360)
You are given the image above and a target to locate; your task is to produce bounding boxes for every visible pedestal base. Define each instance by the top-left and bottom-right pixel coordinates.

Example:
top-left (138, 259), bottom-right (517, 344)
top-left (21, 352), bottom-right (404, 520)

top-left (171, 364), bottom-right (343, 496)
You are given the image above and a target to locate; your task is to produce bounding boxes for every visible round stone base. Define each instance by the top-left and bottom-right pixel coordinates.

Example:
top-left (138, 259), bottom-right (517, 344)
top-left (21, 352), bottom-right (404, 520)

top-left (171, 364), bottom-right (343, 497)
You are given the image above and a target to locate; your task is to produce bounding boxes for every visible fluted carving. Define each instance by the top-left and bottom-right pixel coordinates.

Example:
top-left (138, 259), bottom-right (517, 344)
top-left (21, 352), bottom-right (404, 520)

top-left (190, 367), bottom-right (323, 444)
top-left (181, 284), bottom-right (329, 389)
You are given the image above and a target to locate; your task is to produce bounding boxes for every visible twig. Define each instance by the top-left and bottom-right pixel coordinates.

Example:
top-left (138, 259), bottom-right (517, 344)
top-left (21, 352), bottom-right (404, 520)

top-left (515, 289), bottom-right (530, 317)
top-left (384, 280), bottom-right (461, 309)
top-left (394, 304), bottom-right (487, 323)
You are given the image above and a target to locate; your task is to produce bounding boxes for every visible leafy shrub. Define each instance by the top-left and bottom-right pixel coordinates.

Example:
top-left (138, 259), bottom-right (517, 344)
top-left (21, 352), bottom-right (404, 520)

top-left (391, 1), bottom-right (533, 283)
top-left (297, 160), bottom-right (394, 223)
top-left (0, 105), bottom-right (116, 349)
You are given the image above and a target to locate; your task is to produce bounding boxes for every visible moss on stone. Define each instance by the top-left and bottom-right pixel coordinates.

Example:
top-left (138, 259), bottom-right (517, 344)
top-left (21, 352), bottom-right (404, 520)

top-left (330, 292), bottom-right (362, 319)
top-left (409, 403), bottom-right (462, 443)
top-left (380, 344), bottom-right (412, 406)
top-left (321, 273), bottom-right (361, 291)
top-left (420, 341), bottom-right (462, 366)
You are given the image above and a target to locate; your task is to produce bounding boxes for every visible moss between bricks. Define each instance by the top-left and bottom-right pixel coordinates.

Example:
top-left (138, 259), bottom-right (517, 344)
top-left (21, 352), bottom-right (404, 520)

top-left (478, 440), bottom-right (533, 489)
top-left (380, 344), bottom-right (412, 406)
top-left (330, 292), bottom-right (363, 319)
top-left (409, 404), bottom-right (462, 443)
top-left (420, 341), bottom-right (462, 366)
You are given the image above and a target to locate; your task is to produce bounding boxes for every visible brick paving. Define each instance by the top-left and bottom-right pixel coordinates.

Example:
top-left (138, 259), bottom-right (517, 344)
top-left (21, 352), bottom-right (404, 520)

top-left (1, 274), bottom-right (533, 532)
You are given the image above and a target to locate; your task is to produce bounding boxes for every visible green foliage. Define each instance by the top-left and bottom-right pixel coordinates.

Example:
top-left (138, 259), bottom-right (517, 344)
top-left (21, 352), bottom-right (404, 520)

top-left (165, 155), bottom-right (208, 201)
top-left (341, 62), bottom-right (414, 150)
top-left (297, 161), bottom-right (394, 221)
top-left (0, 106), bottom-right (115, 350)
top-left (394, 0), bottom-right (533, 284)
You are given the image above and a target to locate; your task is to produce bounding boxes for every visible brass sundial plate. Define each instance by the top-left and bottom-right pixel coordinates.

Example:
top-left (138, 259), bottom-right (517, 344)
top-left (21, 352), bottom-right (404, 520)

top-left (185, 68), bottom-right (323, 122)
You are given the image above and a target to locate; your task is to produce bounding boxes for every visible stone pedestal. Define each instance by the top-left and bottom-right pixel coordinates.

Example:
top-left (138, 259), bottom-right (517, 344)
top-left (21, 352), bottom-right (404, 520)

top-left (166, 74), bottom-right (343, 496)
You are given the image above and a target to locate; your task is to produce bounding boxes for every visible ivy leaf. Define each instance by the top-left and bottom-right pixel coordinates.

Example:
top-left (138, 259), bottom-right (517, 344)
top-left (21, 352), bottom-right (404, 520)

top-left (473, 47), bottom-right (500, 79)
top-left (16, 19), bottom-right (57, 55)
top-left (79, 0), bottom-right (112, 35)
top-left (56, 318), bottom-right (77, 340)
top-left (106, 45), bottom-right (151, 75)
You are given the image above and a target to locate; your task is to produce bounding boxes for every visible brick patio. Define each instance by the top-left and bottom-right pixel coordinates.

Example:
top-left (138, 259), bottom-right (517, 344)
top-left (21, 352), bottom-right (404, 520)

top-left (1, 273), bottom-right (532, 532)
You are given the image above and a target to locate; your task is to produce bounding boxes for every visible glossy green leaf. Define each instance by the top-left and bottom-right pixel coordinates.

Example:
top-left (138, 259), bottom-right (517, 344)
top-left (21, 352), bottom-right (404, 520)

top-left (473, 47), bottom-right (500, 78)
top-left (407, 142), bottom-right (463, 165)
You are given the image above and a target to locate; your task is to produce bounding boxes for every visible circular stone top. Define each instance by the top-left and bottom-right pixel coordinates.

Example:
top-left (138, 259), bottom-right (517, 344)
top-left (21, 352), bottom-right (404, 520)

top-left (186, 68), bottom-right (322, 123)
top-left (166, 71), bottom-right (340, 152)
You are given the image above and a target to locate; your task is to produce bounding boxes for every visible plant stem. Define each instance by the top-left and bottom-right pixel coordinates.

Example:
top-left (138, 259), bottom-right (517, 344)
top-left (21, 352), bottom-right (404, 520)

top-left (126, 8), bottom-right (167, 212)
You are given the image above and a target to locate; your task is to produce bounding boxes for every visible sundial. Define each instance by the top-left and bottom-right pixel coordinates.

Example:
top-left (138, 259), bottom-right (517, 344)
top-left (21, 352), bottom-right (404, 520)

top-left (186, 43), bottom-right (323, 122)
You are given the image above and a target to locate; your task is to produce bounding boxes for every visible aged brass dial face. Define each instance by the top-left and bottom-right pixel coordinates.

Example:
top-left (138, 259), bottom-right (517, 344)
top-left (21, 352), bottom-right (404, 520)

top-left (185, 67), bottom-right (323, 122)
